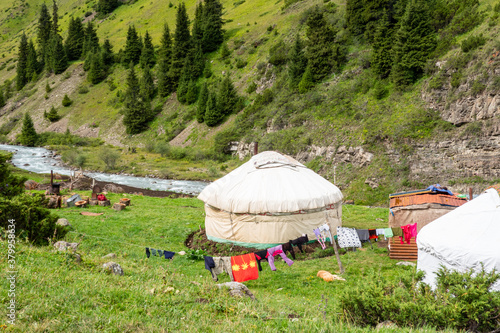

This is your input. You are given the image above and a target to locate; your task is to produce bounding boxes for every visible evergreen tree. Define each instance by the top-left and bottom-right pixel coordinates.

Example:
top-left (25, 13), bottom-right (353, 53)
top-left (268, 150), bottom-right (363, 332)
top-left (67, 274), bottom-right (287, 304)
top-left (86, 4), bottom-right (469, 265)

top-left (192, 2), bottom-right (205, 42)
top-left (0, 88), bottom-right (5, 108)
top-left (26, 40), bottom-right (39, 81)
top-left (123, 64), bottom-right (150, 134)
top-left (372, 10), bottom-right (394, 79)
top-left (101, 39), bottom-right (114, 67)
top-left (124, 25), bottom-right (142, 65)
top-left (346, 0), bottom-right (365, 36)
top-left (170, 3), bottom-right (191, 85)
top-left (37, 3), bottom-right (52, 69)
top-left (82, 22), bottom-right (99, 59)
top-left (157, 58), bottom-right (175, 98)
top-left (139, 31), bottom-right (155, 69)
top-left (97, 0), bottom-right (119, 14)
top-left (62, 94), bottom-right (72, 106)
top-left (176, 67), bottom-right (189, 104)
top-left (202, 0), bottom-right (224, 53)
top-left (192, 40), bottom-right (205, 78)
top-left (196, 82), bottom-right (208, 123)
top-left (159, 24), bottom-right (172, 61)
top-left (185, 80), bottom-right (198, 105)
top-left (204, 92), bottom-right (222, 127)
top-left (219, 43), bottom-right (230, 59)
top-left (140, 66), bottom-right (155, 101)
top-left (18, 113), bottom-right (38, 146)
top-left (298, 65), bottom-right (314, 93)
top-left (45, 106), bottom-right (60, 122)
top-left (87, 51), bottom-right (106, 84)
top-left (64, 16), bottom-right (85, 61)
top-left (217, 75), bottom-right (239, 116)
top-left (288, 34), bottom-right (307, 88)
top-left (392, 0), bottom-right (436, 86)
top-left (52, 0), bottom-right (59, 34)
top-left (305, 6), bottom-right (341, 82)
top-left (50, 34), bottom-right (68, 74)
top-left (16, 34), bottom-right (29, 91)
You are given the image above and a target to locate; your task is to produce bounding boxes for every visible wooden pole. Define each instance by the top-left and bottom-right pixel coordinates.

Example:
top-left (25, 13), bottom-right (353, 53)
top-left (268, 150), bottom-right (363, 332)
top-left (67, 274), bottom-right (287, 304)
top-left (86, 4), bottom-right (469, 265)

top-left (328, 222), bottom-right (344, 274)
top-left (469, 187), bottom-right (473, 201)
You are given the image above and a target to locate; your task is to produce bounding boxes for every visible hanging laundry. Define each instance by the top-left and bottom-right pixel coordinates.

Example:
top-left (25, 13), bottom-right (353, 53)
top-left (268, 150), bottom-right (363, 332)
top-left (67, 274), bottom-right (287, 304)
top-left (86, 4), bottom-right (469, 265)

top-left (281, 242), bottom-right (296, 260)
top-left (231, 253), bottom-right (259, 282)
top-left (254, 250), bottom-right (269, 271)
top-left (391, 227), bottom-right (403, 237)
top-left (368, 229), bottom-right (378, 240)
top-left (313, 228), bottom-right (327, 250)
top-left (157, 249), bottom-right (164, 257)
top-left (401, 223), bottom-right (417, 244)
top-left (289, 234), bottom-right (308, 253)
top-left (376, 228), bottom-right (385, 236)
top-left (266, 245), bottom-right (294, 271)
top-left (384, 228), bottom-right (393, 238)
top-left (146, 247), bottom-right (151, 258)
top-left (151, 248), bottom-right (157, 256)
top-left (164, 251), bottom-right (175, 260)
top-left (318, 224), bottom-right (334, 245)
top-left (337, 227), bottom-right (362, 248)
top-left (356, 229), bottom-right (370, 242)
top-left (205, 256), bottom-right (234, 282)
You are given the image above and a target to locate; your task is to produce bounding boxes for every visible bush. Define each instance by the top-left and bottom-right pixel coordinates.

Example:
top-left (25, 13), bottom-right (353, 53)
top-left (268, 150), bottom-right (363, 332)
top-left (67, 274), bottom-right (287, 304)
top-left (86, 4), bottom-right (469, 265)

top-left (246, 82), bottom-right (257, 94)
top-left (461, 34), bottom-right (486, 53)
top-left (155, 142), bottom-right (171, 157)
top-left (340, 266), bottom-right (500, 331)
top-left (268, 40), bottom-right (288, 66)
top-left (62, 94), bottom-right (72, 107)
top-left (98, 147), bottom-right (120, 170)
top-left (44, 106), bottom-right (61, 122)
top-left (235, 58), bottom-right (247, 68)
top-left (471, 80), bottom-right (486, 95)
top-left (78, 85), bottom-right (89, 94)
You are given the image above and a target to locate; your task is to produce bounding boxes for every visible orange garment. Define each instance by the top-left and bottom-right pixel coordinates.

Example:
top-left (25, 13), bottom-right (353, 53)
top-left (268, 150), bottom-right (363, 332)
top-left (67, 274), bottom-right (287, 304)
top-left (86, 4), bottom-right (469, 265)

top-left (231, 253), bottom-right (259, 283)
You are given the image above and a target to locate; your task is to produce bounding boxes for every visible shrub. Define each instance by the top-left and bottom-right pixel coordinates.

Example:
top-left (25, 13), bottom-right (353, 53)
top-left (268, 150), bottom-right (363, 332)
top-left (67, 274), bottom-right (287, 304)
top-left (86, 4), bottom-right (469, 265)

top-left (235, 58), bottom-right (247, 68)
top-left (44, 106), bottom-right (61, 122)
top-left (268, 40), bottom-right (288, 66)
top-left (246, 82), bottom-right (257, 94)
top-left (78, 85), bottom-right (89, 94)
top-left (98, 147), bottom-right (120, 170)
top-left (471, 80), bottom-right (486, 95)
top-left (62, 94), bottom-right (72, 107)
top-left (451, 71), bottom-right (462, 88)
top-left (461, 34), bottom-right (486, 53)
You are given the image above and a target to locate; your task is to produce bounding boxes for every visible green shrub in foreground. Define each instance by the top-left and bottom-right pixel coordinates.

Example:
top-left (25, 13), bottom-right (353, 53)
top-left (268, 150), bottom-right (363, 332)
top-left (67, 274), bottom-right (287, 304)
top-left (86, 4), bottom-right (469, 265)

top-left (340, 266), bottom-right (500, 332)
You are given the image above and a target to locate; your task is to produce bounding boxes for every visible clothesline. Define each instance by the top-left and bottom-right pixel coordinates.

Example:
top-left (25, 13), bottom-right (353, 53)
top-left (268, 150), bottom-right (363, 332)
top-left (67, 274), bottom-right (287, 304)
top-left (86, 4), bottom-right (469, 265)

top-left (67, 231), bottom-right (162, 250)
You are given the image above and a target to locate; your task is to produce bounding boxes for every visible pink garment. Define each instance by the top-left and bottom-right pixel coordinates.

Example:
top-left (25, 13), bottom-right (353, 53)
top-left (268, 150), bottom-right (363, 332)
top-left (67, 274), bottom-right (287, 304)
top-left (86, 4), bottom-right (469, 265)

top-left (313, 228), bottom-right (326, 249)
top-left (400, 223), bottom-right (417, 244)
top-left (266, 245), bottom-right (294, 271)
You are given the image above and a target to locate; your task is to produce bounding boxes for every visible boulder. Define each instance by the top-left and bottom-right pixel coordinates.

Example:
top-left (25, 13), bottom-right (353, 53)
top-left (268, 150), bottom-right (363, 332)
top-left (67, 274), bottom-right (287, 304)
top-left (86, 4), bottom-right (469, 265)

top-left (103, 262), bottom-right (124, 276)
top-left (56, 218), bottom-right (72, 227)
top-left (216, 282), bottom-right (255, 300)
top-left (53, 241), bottom-right (79, 252)
top-left (103, 184), bottom-right (125, 193)
top-left (102, 253), bottom-right (116, 259)
top-left (24, 180), bottom-right (39, 190)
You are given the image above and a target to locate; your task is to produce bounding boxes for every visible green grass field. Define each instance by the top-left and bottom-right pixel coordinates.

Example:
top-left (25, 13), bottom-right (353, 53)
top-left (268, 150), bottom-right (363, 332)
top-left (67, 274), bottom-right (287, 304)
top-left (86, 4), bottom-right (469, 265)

top-left (1, 186), bottom-right (456, 332)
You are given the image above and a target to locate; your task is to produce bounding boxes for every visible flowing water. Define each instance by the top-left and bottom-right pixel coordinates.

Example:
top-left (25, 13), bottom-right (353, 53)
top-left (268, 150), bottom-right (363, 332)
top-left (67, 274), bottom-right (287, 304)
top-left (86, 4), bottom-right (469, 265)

top-left (0, 144), bottom-right (209, 195)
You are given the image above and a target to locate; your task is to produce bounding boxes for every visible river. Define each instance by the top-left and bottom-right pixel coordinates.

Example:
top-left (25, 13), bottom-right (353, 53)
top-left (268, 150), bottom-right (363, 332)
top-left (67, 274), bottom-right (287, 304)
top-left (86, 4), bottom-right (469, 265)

top-left (0, 144), bottom-right (209, 195)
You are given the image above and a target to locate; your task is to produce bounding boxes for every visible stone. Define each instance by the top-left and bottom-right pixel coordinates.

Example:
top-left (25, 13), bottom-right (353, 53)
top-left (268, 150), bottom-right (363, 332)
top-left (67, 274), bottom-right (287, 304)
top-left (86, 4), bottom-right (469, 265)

top-left (344, 200), bottom-right (354, 205)
top-left (53, 241), bottom-right (79, 252)
top-left (102, 253), bottom-right (116, 259)
top-left (104, 184), bottom-right (125, 193)
top-left (74, 253), bottom-right (82, 263)
top-left (396, 261), bottom-right (416, 267)
top-left (216, 282), bottom-right (255, 300)
top-left (56, 218), bottom-right (71, 227)
top-left (365, 179), bottom-right (379, 189)
top-left (24, 180), bottom-right (39, 190)
top-left (102, 262), bottom-right (124, 276)
top-left (178, 251), bottom-right (186, 256)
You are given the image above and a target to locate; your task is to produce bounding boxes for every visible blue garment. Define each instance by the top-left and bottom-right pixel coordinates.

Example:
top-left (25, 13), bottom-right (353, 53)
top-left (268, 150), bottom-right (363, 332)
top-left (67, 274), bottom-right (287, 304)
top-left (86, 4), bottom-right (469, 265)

top-left (164, 251), bottom-right (175, 259)
top-left (426, 184), bottom-right (454, 196)
top-left (157, 249), bottom-right (164, 257)
top-left (204, 256), bottom-right (215, 270)
top-left (146, 247), bottom-right (151, 258)
top-left (151, 248), bottom-right (157, 256)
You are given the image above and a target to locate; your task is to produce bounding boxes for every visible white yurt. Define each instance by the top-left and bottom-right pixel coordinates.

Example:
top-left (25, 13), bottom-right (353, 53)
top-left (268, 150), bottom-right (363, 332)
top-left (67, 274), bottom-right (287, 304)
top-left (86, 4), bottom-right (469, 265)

top-left (417, 188), bottom-right (500, 291)
top-left (197, 151), bottom-right (343, 249)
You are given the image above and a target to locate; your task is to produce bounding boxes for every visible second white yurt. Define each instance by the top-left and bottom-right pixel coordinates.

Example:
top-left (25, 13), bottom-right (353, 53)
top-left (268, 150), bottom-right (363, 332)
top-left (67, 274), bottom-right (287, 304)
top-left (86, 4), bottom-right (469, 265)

top-left (197, 151), bottom-right (343, 248)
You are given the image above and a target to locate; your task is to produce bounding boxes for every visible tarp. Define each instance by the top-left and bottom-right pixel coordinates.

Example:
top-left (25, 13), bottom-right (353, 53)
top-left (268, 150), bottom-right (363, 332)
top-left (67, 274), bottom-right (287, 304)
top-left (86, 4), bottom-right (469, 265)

top-left (417, 189), bottom-right (500, 291)
top-left (198, 151), bottom-right (343, 247)
top-left (389, 203), bottom-right (457, 233)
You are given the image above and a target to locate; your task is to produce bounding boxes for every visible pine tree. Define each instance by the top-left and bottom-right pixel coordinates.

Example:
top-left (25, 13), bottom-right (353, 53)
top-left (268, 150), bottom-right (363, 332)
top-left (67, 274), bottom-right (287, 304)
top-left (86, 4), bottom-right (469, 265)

top-left (196, 82), bottom-right (208, 123)
top-left (65, 16), bottom-right (85, 61)
top-left (62, 94), bottom-right (72, 106)
top-left (157, 58), bottom-right (175, 98)
top-left (185, 80), bottom-right (198, 105)
top-left (298, 65), bottom-right (314, 93)
top-left (140, 66), bottom-right (155, 101)
top-left (139, 31), bottom-right (155, 69)
top-left (192, 40), bottom-right (205, 78)
top-left (50, 34), bottom-right (68, 74)
top-left (101, 39), bottom-right (114, 67)
top-left (18, 113), bottom-right (38, 147)
top-left (346, 0), bottom-right (365, 36)
top-left (192, 2), bottom-right (205, 42)
top-left (219, 43), bottom-right (230, 59)
top-left (97, 0), bottom-right (119, 14)
top-left (392, 0), bottom-right (436, 86)
top-left (123, 64), bottom-right (150, 134)
top-left (372, 10), bottom-right (394, 79)
top-left (159, 24), bottom-right (172, 61)
top-left (0, 88), bottom-right (5, 108)
top-left (288, 34), bottom-right (307, 88)
top-left (52, 0), bottom-right (59, 34)
top-left (124, 25), bottom-right (142, 65)
top-left (217, 75), bottom-right (239, 116)
top-left (204, 92), bottom-right (222, 127)
top-left (26, 40), bottom-right (39, 81)
top-left (202, 0), bottom-right (224, 53)
top-left (16, 34), bottom-right (29, 91)
top-left (170, 3), bottom-right (191, 85)
top-left (37, 3), bottom-right (52, 69)
top-left (176, 67), bottom-right (189, 104)
top-left (82, 22), bottom-right (99, 59)
top-left (305, 6), bottom-right (339, 82)
top-left (88, 51), bottom-right (106, 84)
top-left (45, 106), bottom-right (60, 122)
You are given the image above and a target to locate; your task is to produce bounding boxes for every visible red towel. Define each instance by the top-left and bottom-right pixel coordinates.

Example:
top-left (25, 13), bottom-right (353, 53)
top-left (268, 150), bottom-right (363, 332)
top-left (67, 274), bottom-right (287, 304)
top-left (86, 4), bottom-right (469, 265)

top-left (231, 253), bottom-right (259, 283)
top-left (401, 223), bottom-right (417, 244)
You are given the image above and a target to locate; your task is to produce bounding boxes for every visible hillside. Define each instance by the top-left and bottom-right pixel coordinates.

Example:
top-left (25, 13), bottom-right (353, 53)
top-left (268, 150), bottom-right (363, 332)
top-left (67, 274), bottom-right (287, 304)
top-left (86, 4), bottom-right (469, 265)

top-left (0, 0), bottom-right (499, 205)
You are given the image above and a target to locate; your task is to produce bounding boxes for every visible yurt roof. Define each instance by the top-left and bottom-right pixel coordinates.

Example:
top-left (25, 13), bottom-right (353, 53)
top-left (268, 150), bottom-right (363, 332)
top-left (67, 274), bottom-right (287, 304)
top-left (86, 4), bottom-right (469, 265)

top-left (417, 188), bottom-right (500, 273)
top-left (197, 151), bottom-right (343, 214)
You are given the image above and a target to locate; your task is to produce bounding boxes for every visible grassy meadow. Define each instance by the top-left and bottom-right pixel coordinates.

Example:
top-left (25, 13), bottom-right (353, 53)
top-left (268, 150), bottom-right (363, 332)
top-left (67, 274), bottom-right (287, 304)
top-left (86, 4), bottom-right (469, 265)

top-left (1, 185), bottom-right (456, 332)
